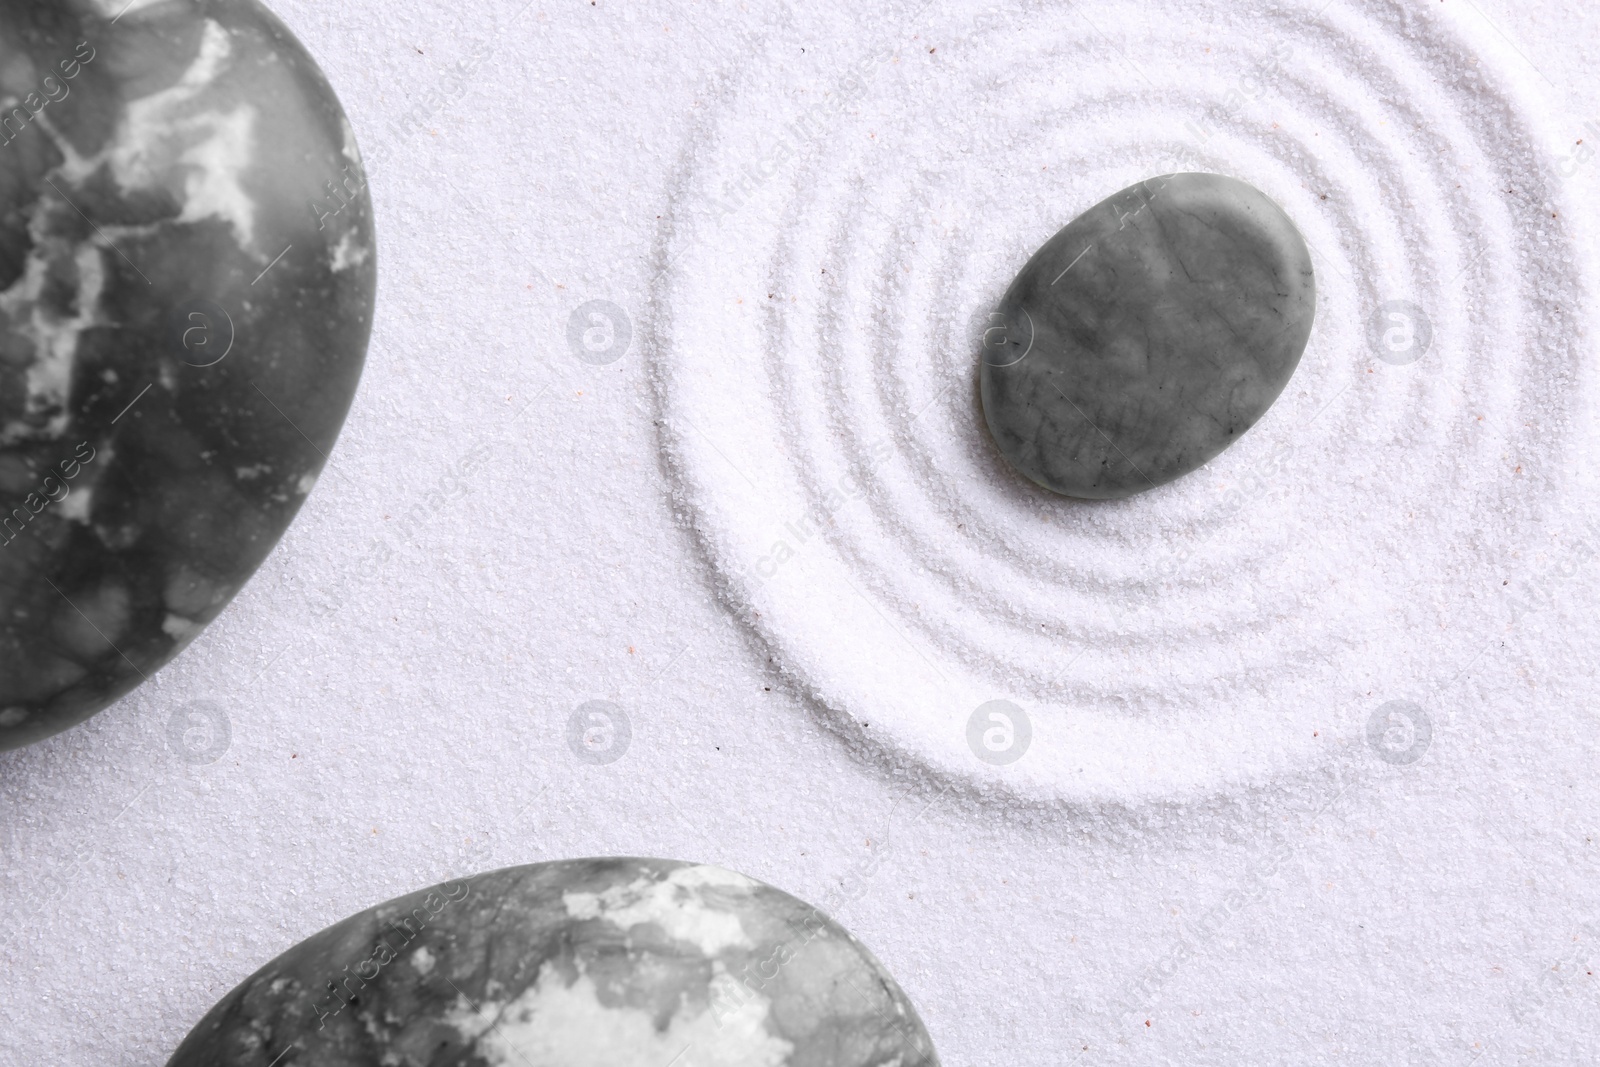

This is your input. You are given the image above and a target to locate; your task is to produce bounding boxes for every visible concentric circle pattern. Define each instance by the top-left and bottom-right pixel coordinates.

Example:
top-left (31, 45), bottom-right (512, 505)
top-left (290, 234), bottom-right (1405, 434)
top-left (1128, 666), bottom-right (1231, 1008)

top-left (650, 0), bottom-right (1595, 803)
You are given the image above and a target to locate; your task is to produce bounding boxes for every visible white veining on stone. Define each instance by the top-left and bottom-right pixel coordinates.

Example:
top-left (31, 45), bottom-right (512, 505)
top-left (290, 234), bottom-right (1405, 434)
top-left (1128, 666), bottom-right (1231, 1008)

top-left (563, 864), bottom-right (756, 954)
top-left (0, 0), bottom-right (376, 747)
top-left (109, 21), bottom-right (260, 253)
top-left (165, 860), bottom-right (935, 1066)
top-left (0, 212), bottom-right (108, 443)
top-left (451, 964), bottom-right (794, 1067)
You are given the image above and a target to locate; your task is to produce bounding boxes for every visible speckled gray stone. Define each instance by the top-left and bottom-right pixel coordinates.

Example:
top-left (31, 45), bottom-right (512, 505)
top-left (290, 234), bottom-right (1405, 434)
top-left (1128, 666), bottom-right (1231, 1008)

top-left (979, 173), bottom-right (1314, 499)
top-left (165, 858), bottom-right (942, 1067)
top-left (0, 0), bottom-right (374, 748)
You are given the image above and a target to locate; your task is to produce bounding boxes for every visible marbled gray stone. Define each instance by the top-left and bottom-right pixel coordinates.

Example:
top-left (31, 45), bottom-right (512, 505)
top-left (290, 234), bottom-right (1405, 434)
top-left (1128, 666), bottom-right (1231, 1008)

top-left (0, 0), bottom-right (375, 748)
top-left (166, 858), bottom-right (942, 1067)
top-left (979, 173), bottom-right (1314, 499)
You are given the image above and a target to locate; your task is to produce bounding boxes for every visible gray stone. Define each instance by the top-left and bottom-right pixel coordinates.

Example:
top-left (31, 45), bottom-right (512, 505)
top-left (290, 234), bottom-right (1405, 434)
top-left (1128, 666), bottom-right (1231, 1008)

top-left (979, 173), bottom-right (1314, 499)
top-left (0, 0), bottom-right (375, 748)
top-left (165, 857), bottom-right (942, 1067)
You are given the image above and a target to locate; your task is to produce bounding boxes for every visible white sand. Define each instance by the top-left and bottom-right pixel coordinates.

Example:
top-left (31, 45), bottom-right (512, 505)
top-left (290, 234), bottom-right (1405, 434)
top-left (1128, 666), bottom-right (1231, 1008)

top-left (3, 0), bottom-right (1599, 1064)
top-left (659, 0), bottom-right (1598, 803)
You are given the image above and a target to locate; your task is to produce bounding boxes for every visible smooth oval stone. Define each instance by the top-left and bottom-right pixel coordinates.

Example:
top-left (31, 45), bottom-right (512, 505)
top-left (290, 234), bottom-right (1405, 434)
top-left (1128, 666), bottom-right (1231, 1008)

top-left (979, 173), bottom-right (1314, 499)
top-left (0, 0), bottom-right (375, 748)
top-left (166, 857), bottom-right (942, 1067)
